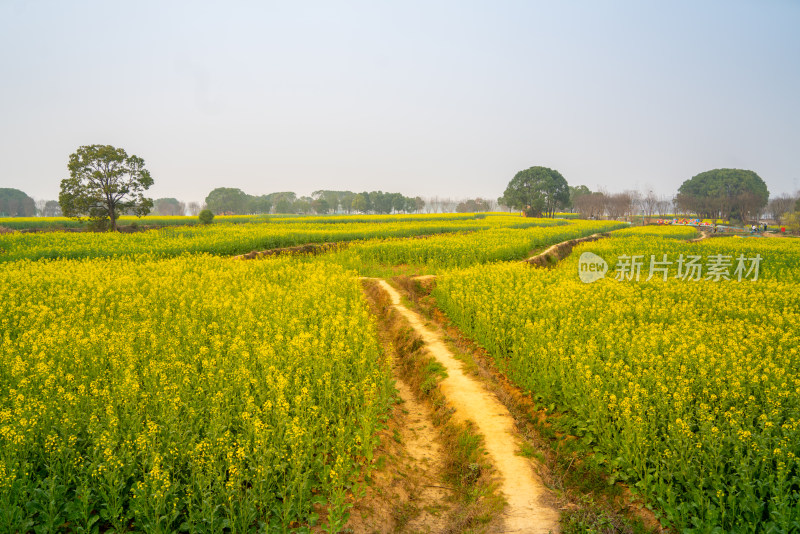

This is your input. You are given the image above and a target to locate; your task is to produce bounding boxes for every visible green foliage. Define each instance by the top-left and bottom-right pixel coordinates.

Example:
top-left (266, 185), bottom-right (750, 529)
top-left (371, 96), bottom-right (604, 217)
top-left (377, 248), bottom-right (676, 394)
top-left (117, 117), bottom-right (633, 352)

top-left (247, 194), bottom-right (272, 214)
top-left (500, 166), bottom-right (570, 217)
top-left (152, 198), bottom-right (184, 216)
top-left (0, 188), bottom-right (36, 217)
top-left (59, 145), bottom-right (154, 231)
top-left (782, 211), bottom-right (799, 233)
top-left (312, 198), bottom-right (330, 215)
top-left (312, 190), bottom-right (355, 213)
top-left (198, 209), bottom-right (214, 225)
top-left (204, 187), bottom-right (248, 214)
top-left (455, 198), bottom-right (490, 213)
top-left (351, 193), bottom-right (367, 213)
top-left (568, 185), bottom-right (592, 212)
top-left (676, 168), bottom-right (769, 222)
top-left (42, 200), bottom-right (62, 217)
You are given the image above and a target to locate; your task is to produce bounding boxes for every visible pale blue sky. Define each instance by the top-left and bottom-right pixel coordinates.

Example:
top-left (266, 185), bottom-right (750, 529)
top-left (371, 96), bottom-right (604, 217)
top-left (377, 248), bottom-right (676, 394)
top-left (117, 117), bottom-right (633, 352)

top-left (1, 0), bottom-right (798, 204)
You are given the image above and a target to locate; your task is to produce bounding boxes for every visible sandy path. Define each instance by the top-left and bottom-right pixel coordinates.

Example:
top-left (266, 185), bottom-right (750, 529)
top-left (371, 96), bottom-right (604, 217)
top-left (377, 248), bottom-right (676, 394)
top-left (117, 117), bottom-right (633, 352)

top-left (376, 280), bottom-right (560, 534)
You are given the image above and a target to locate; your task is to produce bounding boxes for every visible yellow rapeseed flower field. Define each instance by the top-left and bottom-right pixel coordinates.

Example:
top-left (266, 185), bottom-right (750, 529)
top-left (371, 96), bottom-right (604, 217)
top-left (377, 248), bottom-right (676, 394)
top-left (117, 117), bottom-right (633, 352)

top-left (4, 212), bottom-right (796, 532)
top-left (433, 235), bottom-right (800, 532)
top-left (0, 214), bottom-right (574, 262)
top-left (0, 255), bottom-right (390, 531)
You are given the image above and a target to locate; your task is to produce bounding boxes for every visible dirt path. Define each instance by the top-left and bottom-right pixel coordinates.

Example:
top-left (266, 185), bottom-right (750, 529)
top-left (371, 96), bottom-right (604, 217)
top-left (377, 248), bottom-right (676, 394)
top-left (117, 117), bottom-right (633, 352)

top-left (376, 280), bottom-right (560, 534)
top-left (344, 376), bottom-right (455, 533)
top-left (525, 233), bottom-right (606, 267)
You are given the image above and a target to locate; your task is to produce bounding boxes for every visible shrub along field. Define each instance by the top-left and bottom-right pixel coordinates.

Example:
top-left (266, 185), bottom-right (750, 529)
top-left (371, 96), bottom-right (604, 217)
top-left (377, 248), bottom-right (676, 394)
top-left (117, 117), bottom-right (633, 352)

top-left (433, 235), bottom-right (800, 533)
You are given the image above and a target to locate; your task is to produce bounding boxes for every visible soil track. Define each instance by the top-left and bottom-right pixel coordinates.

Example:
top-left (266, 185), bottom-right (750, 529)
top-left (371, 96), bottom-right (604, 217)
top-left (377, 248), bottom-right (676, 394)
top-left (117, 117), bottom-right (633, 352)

top-left (524, 233), bottom-right (606, 267)
top-left (376, 280), bottom-right (560, 534)
top-left (344, 376), bottom-right (455, 533)
top-left (232, 241), bottom-right (342, 260)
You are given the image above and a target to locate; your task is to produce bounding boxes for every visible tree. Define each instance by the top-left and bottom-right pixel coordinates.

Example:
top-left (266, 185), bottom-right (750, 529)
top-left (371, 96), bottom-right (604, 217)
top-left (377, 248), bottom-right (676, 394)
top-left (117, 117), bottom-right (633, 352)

top-left (205, 187), bottom-right (249, 215)
top-left (767, 194), bottom-right (797, 224)
top-left (640, 189), bottom-right (660, 224)
top-left (153, 197), bottom-right (185, 216)
top-left (312, 190), bottom-right (356, 213)
top-left (59, 145), bottom-right (153, 231)
top-left (311, 198), bottom-right (330, 214)
top-left (187, 202), bottom-right (202, 216)
top-left (456, 198), bottom-right (491, 213)
top-left (0, 188), bottom-right (37, 217)
top-left (500, 166), bottom-right (569, 217)
top-left (391, 193), bottom-right (407, 214)
top-left (293, 197), bottom-right (312, 214)
top-left (573, 191), bottom-right (607, 219)
top-left (370, 191), bottom-right (393, 214)
top-left (269, 192), bottom-right (297, 214)
top-left (198, 209), bottom-right (214, 224)
top-left (247, 195), bottom-right (272, 215)
top-left (676, 169), bottom-right (769, 222)
top-left (568, 185), bottom-right (591, 213)
top-left (351, 193), bottom-right (367, 213)
top-left (782, 212), bottom-right (800, 234)
top-left (43, 200), bottom-right (62, 217)
top-left (607, 192), bottom-right (635, 219)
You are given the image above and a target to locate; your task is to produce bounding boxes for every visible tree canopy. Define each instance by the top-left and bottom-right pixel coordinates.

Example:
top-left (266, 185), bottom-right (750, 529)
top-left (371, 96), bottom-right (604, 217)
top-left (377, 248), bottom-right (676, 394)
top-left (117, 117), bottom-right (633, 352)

top-left (152, 198), bottom-right (185, 216)
top-left (204, 188), bottom-right (249, 215)
top-left (499, 166), bottom-right (569, 217)
top-left (0, 188), bottom-right (36, 217)
top-left (59, 145), bottom-right (153, 231)
top-left (201, 188), bottom-right (421, 215)
top-left (456, 198), bottom-right (491, 213)
top-left (676, 169), bottom-right (769, 222)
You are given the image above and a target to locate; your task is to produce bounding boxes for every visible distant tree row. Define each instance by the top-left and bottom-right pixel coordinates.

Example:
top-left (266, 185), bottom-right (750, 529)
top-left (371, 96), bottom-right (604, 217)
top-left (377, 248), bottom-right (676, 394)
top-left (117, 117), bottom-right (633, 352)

top-left (499, 166), bottom-right (792, 224)
top-left (6, 142), bottom-right (797, 231)
top-left (203, 188), bottom-right (426, 215)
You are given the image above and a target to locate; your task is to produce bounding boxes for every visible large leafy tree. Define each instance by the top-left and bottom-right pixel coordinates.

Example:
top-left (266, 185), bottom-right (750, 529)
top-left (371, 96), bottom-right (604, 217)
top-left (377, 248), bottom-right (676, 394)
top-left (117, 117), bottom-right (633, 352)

top-left (0, 188), bottom-right (36, 217)
top-left (676, 168), bottom-right (769, 222)
top-left (59, 145), bottom-right (153, 231)
top-left (500, 166), bottom-right (569, 217)
top-left (204, 187), bottom-right (249, 215)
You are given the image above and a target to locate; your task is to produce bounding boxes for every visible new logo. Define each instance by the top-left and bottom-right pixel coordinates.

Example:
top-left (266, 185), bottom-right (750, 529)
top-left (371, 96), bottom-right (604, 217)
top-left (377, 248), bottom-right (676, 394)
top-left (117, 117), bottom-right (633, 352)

top-left (578, 252), bottom-right (608, 283)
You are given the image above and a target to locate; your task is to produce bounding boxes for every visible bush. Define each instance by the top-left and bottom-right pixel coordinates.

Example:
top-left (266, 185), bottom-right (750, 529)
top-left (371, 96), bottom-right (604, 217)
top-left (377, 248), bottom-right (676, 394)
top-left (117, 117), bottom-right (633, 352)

top-left (198, 209), bottom-right (214, 225)
top-left (782, 211), bottom-right (799, 234)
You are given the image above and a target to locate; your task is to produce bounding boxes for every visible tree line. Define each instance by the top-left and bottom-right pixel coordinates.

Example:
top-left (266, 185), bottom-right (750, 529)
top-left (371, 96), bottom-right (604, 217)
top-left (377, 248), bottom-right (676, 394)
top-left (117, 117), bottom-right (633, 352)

top-left (5, 145), bottom-right (799, 231)
top-left (501, 166), bottom-right (799, 225)
top-left (203, 188), bottom-right (427, 215)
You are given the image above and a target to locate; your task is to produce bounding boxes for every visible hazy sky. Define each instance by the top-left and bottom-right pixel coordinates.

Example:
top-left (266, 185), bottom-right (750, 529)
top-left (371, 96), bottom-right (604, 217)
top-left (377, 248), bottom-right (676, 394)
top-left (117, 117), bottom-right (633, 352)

top-left (2, 0), bottom-right (799, 204)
